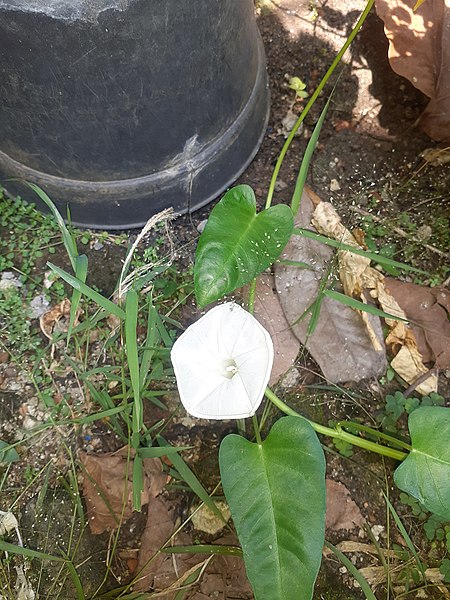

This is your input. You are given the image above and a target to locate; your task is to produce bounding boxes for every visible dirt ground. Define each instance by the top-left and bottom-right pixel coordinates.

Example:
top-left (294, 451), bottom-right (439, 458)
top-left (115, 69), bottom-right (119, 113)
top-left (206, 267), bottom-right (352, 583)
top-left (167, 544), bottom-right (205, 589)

top-left (1, 1), bottom-right (449, 599)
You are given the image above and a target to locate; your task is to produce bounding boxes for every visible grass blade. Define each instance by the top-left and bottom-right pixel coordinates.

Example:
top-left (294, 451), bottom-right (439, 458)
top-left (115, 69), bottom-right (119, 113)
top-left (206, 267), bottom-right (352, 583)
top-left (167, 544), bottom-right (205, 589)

top-left (48, 262), bottom-right (125, 320)
top-left (137, 446), bottom-right (193, 458)
top-left (67, 254), bottom-right (88, 343)
top-left (293, 228), bottom-right (425, 274)
top-left (0, 540), bottom-right (64, 562)
top-left (291, 96), bottom-right (331, 216)
top-left (28, 183), bottom-right (78, 270)
top-left (157, 436), bottom-right (227, 524)
top-left (324, 289), bottom-right (409, 322)
top-left (162, 544), bottom-right (242, 556)
top-left (132, 455), bottom-right (144, 512)
top-left (125, 289), bottom-right (142, 448)
top-left (325, 540), bottom-right (377, 599)
top-left (383, 493), bottom-right (426, 582)
top-left (139, 296), bottom-right (159, 390)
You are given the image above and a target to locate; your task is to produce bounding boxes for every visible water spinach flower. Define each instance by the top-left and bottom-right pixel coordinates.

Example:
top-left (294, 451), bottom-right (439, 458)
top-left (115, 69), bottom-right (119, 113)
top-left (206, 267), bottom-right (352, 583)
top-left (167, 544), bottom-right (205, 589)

top-left (171, 302), bottom-right (274, 419)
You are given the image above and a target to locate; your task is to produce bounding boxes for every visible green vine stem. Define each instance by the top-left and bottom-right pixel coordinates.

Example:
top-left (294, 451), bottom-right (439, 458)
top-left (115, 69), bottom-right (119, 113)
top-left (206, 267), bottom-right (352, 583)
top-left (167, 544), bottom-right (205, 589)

top-left (247, 278), bottom-right (257, 314)
top-left (336, 420), bottom-right (412, 452)
top-left (264, 387), bottom-right (408, 461)
top-left (264, 0), bottom-right (375, 210)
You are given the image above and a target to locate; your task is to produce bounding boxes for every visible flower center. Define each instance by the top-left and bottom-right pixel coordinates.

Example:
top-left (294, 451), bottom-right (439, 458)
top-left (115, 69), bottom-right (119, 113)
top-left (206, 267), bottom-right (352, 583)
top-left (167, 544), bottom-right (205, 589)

top-left (222, 358), bottom-right (238, 379)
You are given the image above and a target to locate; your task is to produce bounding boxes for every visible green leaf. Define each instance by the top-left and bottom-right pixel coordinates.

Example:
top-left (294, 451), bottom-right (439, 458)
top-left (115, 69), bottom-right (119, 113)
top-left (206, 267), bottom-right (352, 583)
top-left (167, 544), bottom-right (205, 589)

top-left (291, 96), bottom-right (331, 216)
top-left (194, 185), bottom-right (293, 306)
top-left (219, 417), bottom-right (326, 600)
top-left (394, 407), bottom-right (450, 519)
top-left (440, 558), bottom-right (450, 583)
top-left (0, 440), bottom-right (19, 463)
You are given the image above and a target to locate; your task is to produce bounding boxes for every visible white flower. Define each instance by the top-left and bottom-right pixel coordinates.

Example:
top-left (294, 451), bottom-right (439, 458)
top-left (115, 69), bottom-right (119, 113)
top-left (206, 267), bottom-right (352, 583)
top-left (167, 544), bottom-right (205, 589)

top-left (171, 302), bottom-right (274, 419)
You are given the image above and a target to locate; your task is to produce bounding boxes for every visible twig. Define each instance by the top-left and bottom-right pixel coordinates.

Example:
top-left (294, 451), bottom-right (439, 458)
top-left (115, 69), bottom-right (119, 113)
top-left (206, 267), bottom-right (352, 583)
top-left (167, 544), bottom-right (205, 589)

top-left (348, 206), bottom-right (450, 259)
top-left (402, 368), bottom-right (438, 398)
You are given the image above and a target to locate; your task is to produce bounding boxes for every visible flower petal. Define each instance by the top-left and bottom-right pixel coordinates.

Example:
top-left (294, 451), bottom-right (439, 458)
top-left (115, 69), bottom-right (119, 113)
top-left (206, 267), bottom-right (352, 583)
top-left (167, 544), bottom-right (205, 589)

top-left (171, 302), bottom-right (274, 419)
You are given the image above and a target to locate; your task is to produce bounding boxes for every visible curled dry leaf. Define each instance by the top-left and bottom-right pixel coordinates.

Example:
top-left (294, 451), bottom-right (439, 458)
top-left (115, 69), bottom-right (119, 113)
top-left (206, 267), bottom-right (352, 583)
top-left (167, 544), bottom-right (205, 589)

top-left (251, 274), bottom-right (300, 386)
top-left (0, 510), bottom-right (18, 535)
top-left (311, 199), bottom-right (438, 395)
top-left (375, 0), bottom-right (450, 141)
top-left (275, 190), bottom-right (387, 384)
top-left (80, 446), bottom-right (168, 534)
top-left (39, 298), bottom-right (80, 339)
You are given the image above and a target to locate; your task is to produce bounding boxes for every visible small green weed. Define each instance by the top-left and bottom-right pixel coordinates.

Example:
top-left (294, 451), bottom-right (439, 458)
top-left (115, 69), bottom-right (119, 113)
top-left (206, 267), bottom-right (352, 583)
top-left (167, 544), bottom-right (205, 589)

top-left (398, 492), bottom-right (450, 583)
top-left (328, 420), bottom-right (353, 457)
top-left (378, 390), bottom-right (445, 432)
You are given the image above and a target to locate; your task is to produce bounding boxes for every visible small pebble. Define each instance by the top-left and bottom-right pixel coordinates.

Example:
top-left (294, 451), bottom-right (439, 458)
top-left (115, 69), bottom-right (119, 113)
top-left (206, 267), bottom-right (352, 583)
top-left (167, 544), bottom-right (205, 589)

top-left (196, 219), bottom-right (208, 234)
top-left (330, 178), bottom-right (341, 192)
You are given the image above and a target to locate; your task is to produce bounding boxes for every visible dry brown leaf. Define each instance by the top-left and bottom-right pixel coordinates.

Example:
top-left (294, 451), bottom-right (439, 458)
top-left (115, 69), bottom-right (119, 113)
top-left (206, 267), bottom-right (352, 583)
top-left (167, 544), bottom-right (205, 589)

top-left (325, 479), bottom-right (365, 531)
top-left (310, 200), bottom-right (438, 393)
top-left (274, 191), bottom-right (387, 383)
top-left (252, 274), bottom-right (300, 386)
top-left (385, 278), bottom-right (450, 368)
top-left (39, 298), bottom-right (80, 339)
top-left (187, 535), bottom-right (253, 600)
top-left (133, 497), bottom-right (177, 593)
top-left (422, 146), bottom-right (450, 165)
top-left (375, 0), bottom-right (450, 141)
top-left (80, 446), bottom-right (167, 534)
top-left (135, 497), bottom-right (209, 597)
top-left (312, 201), bottom-right (385, 352)
top-left (135, 504), bottom-right (250, 600)
top-left (391, 345), bottom-right (438, 394)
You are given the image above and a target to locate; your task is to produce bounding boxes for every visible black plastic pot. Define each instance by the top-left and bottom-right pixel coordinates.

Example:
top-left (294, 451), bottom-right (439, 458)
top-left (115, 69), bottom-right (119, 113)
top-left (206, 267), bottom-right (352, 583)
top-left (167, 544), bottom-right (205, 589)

top-left (0, 0), bottom-right (269, 229)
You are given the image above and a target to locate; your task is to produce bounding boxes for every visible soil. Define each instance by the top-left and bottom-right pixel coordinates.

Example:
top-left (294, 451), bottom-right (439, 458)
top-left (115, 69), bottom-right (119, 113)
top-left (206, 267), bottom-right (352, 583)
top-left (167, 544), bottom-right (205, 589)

top-left (1, 1), bottom-right (449, 599)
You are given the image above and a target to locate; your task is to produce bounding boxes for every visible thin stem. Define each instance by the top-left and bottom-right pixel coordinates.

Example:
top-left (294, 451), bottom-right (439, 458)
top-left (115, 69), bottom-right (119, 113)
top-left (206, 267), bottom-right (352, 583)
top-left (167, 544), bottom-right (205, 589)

top-left (264, 388), bottom-right (407, 461)
top-left (265, 0), bottom-right (375, 209)
top-left (252, 414), bottom-right (262, 445)
top-left (247, 278), bottom-right (257, 314)
top-left (337, 420), bottom-right (412, 452)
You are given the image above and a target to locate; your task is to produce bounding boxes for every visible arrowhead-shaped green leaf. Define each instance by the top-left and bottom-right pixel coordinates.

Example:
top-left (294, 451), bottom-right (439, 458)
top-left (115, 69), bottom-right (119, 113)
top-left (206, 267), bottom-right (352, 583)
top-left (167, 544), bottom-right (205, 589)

top-left (194, 185), bottom-right (294, 306)
top-left (219, 417), bottom-right (326, 600)
top-left (394, 406), bottom-right (450, 519)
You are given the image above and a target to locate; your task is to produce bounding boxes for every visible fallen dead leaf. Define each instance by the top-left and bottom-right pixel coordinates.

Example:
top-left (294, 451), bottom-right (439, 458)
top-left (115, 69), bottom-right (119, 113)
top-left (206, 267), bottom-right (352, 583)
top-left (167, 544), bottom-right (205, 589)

top-left (325, 479), bottom-right (365, 531)
top-left (421, 146), bottom-right (450, 165)
top-left (310, 198), bottom-right (438, 394)
top-left (39, 298), bottom-right (80, 339)
top-left (134, 496), bottom-right (208, 597)
top-left (274, 190), bottom-right (387, 384)
top-left (384, 278), bottom-right (450, 368)
top-left (80, 446), bottom-right (168, 534)
top-left (375, 0), bottom-right (450, 141)
top-left (251, 274), bottom-right (300, 386)
top-left (187, 536), bottom-right (253, 600)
